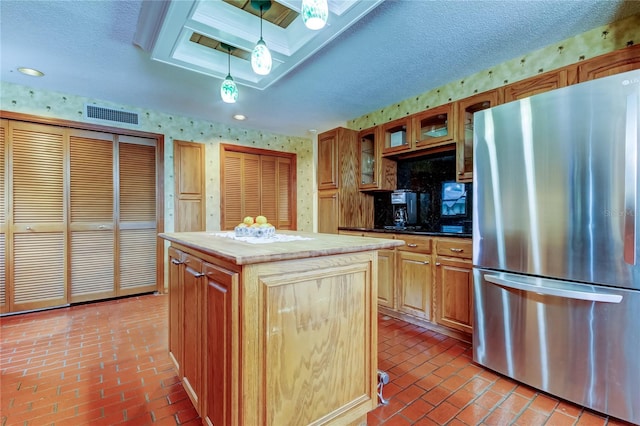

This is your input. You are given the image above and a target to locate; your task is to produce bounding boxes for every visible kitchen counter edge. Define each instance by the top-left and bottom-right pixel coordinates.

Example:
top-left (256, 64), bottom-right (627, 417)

top-left (160, 230), bottom-right (404, 265)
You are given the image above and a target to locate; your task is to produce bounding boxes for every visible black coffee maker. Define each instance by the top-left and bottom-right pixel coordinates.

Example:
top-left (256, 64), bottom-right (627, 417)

top-left (390, 190), bottom-right (417, 227)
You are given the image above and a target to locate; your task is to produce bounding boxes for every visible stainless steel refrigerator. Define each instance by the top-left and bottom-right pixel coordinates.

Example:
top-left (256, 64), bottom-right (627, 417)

top-left (473, 69), bottom-right (640, 424)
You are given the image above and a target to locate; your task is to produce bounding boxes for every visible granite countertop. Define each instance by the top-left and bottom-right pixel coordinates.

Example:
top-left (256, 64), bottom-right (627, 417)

top-left (160, 230), bottom-right (403, 265)
top-left (339, 227), bottom-right (472, 238)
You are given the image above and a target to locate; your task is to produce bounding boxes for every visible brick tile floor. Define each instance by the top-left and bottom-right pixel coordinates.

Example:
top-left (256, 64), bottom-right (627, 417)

top-left (0, 294), bottom-right (636, 425)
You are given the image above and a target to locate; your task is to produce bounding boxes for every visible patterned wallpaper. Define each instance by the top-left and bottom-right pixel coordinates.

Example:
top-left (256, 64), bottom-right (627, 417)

top-left (348, 14), bottom-right (640, 130)
top-left (0, 84), bottom-right (315, 233)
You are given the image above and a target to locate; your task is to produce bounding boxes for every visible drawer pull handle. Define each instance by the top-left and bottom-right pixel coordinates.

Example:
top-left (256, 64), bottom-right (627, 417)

top-left (423, 261), bottom-right (430, 265)
top-left (192, 272), bottom-right (205, 278)
top-left (435, 262), bottom-right (441, 266)
top-left (26, 226), bottom-right (32, 230)
top-left (171, 259), bottom-right (183, 265)
top-left (407, 243), bottom-right (418, 248)
top-left (450, 248), bottom-right (464, 253)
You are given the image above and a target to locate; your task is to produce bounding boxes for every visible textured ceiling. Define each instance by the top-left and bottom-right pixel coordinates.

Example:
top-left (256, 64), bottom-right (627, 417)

top-left (2, 1), bottom-right (640, 137)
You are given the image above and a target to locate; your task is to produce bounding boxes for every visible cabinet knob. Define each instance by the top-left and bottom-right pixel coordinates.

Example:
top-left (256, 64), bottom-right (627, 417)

top-left (26, 226), bottom-right (32, 230)
top-left (407, 243), bottom-right (418, 248)
top-left (435, 262), bottom-right (441, 266)
top-left (98, 225), bottom-right (106, 229)
top-left (458, 171), bottom-right (463, 175)
top-left (450, 248), bottom-right (464, 253)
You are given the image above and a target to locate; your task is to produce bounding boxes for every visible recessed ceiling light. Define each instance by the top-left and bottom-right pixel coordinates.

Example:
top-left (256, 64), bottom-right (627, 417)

top-left (17, 67), bottom-right (44, 77)
top-left (233, 114), bottom-right (246, 121)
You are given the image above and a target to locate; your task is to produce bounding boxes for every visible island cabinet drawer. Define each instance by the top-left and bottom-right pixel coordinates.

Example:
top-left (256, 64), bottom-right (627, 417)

top-left (436, 238), bottom-right (472, 259)
top-left (396, 235), bottom-right (432, 254)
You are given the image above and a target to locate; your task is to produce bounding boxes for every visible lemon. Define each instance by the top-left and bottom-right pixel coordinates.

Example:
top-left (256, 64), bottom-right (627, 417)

top-left (243, 216), bottom-right (254, 225)
top-left (256, 215), bottom-right (268, 225)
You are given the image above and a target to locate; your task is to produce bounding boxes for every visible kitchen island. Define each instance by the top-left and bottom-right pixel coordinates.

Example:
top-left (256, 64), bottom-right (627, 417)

top-left (159, 230), bottom-right (403, 426)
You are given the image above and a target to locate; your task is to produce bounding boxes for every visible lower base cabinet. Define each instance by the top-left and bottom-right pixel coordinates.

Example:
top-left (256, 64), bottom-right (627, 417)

top-left (434, 256), bottom-right (473, 334)
top-left (339, 230), bottom-right (473, 339)
top-left (397, 250), bottom-right (433, 321)
top-left (166, 239), bottom-right (378, 425)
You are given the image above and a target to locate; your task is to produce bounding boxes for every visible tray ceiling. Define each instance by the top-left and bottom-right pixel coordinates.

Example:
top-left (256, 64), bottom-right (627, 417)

top-left (134, 0), bottom-right (384, 90)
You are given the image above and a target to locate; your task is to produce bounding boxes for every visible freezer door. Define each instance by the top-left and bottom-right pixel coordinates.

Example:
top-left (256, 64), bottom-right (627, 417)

top-left (473, 268), bottom-right (640, 424)
top-left (473, 69), bottom-right (640, 289)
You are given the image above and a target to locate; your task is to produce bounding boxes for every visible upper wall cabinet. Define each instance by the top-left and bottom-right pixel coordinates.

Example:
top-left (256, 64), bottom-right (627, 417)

top-left (381, 116), bottom-right (412, 156)
top-left (577, 43), bottom-right (640, 82)
top-left (358, 126), bottom-right (397, 191)
top-left (503, 68), bottom-right (571, 103)
top-left (412, 103), bottom-right (455, 150)
top-left (317, 130), bottom-right (339, 190)
top-left (455, 90), bottom-right (501, 182)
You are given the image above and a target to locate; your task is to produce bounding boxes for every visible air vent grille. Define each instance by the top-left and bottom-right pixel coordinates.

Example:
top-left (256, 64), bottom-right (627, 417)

top-left (85, 105), bottom-right (139, 126)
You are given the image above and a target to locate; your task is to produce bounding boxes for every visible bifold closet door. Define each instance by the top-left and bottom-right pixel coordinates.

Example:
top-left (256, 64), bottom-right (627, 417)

top-left (118, 136), bottom-right (157, 295)
top-left (69, 130), bottom-right (115, 302)
top-left (10, 121), bottom-right (66, 312)
top-left (0, 120), bottom-right (6, 313)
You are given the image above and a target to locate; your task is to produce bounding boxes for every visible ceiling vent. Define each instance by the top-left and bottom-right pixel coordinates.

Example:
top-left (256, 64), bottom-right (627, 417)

top-left (84, 104), bottom-right (140, 126)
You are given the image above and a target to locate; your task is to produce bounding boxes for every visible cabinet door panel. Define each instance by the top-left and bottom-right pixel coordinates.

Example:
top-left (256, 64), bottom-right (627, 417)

top-left (119, 228), bottom-right (157, 294)
top-left (182, 256), bottom-right (203, 411)
top-left (397, 251), bottom-right (432, 320)
top-left (317, 190), bottom-right (338, 234)
top-left (70, 231), bottom-right (114, 300)
top-left (168, 247), bottom-right (184, 374)
top-left (174, 141), bottom-right (205, 232)
top-left (204, 263), bottom-right (238, 426)
top-left (0, 120), bottom-right (5, 312)
top-left (317, 130), bottom-right (338, 190)
top-left (377, 249), bottom-right (395, 308)
top-left (436, 257), bottom-right (473, 334)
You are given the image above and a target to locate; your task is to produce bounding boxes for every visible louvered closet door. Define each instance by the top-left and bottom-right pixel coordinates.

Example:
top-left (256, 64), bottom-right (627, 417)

top-left (10, 121), bottom-right (66, 311)
top-left (260, 156), bottom-right (293, 229)
top-left (221, 152), bottom-right (260, 228)
top-left (118, 136), bottom-right (157, 295)
top-left (69, 130), bottom-right (115, 302)
top-left (0, 120), bottom-right (7, 313)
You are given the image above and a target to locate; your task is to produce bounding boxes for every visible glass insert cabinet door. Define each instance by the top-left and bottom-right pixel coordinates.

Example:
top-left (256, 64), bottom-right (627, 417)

top-left (359, 128), bottom-right (376, 186)
top-left (455, 90), bottom-right (501, 182)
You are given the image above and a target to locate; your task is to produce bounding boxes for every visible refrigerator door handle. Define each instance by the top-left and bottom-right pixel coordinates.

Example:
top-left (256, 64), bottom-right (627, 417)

top-left (485, 274), bottom-right (623, 303)
top-left (624, 92), bottom-right (638, 265)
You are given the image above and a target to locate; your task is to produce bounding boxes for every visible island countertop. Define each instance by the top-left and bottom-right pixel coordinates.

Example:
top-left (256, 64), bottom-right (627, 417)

top-left (159, 230), bottom-right (404, 265)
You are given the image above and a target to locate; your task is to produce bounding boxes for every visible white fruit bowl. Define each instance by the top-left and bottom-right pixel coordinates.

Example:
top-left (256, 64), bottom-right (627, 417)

top-left (234, 225), bottom-right (275, 238)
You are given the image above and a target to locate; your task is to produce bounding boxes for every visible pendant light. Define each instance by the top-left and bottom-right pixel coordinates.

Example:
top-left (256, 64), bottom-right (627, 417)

top-left (250, 0), bottom-right (272, 76)
top-left (301, 0), bottom-right (328, 30)
top-left (220, 44), bottom-right (238, 103)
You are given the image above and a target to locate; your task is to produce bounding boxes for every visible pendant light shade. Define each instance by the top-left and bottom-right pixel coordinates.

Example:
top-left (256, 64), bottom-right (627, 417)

top-left (220, 44), bottom-right (238, 103)
top-left (251, 38), bottom-right (272, 75)
top-left (301, 0), bottom-right (328, 30)
top-left (251, 1), bottom-right (272, 76)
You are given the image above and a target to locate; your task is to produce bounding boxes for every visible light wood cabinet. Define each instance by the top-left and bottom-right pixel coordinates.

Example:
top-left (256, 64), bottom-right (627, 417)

top-left (203, 262), bottom-right (238, 426)
top-left (168, 247), bottom-right (184, 375)
top-left (381, 117), bottom-right (412, 156)
top-left (182, 253), bottom-right (204, 412)
top-left (317, 129), bottom-right (339, 190)
top-left (358, 126), bottom-right (397, 191)
top-left (396, 235), bottom-right (433, 321)
top-left (503, 68), bottom-right (571, 103)
top-left (317, 127), bottom-right (373, 233)
top-left (412, 103), bottom-right (455, 150)
top-left (434, 238), bottom-right (473, 334)
top-left (577, 43), bottom-right (640, 82)
top-left (174, 140), bottom-right (205, 232)
top-left (163, 232), bottom-right (389, 425)
top-left (455, 90), bottom-right (501, 182)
